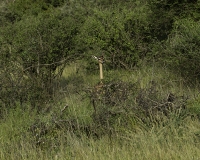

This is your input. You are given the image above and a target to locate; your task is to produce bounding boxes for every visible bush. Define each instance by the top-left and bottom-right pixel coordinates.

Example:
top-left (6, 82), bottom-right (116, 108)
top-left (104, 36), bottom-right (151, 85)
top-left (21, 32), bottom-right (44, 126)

top-left (165, 18), bottom-right (200, 79)
top-left (84, 80), bottom-right (188, 135)
top-left (78, 2), bottom-right (150, 69)
top-left (0, 3), bottom-right (82, 108)
top-left (148, 0), bottom-right (200, 40)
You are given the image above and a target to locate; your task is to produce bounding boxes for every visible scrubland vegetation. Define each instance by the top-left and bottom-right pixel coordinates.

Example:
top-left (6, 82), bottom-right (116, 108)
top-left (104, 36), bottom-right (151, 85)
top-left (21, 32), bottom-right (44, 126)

top-left (1, 0), bottom-right (200, 159)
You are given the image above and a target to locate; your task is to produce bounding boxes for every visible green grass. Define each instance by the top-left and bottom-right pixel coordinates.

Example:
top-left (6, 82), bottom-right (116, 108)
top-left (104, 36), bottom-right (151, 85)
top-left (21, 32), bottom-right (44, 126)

top-left (1, 62), bottom-right (200, 160)
top-left (1, 111), bottom-right (200, 160)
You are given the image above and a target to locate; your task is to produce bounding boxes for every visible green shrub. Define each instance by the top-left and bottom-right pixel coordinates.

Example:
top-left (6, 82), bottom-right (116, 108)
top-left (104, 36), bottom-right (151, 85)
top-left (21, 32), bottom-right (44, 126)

top-left (78, 2), bottom-right (150, 69)
top-left (0, 4), bottom-right (82, 108)
top-left (165, 18), bottom-right (200, 79)
top-left (148, 0), bottom-right (200, 40)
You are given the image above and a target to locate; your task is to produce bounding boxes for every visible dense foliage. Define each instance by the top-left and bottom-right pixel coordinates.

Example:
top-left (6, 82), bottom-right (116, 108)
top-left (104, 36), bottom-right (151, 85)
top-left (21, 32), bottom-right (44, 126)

top-left (165, 18), bottom-right (200, 79)
top-left (0, 0), bottom-right (200, 107)
top-left (1, 1), bottom-right (200, 158)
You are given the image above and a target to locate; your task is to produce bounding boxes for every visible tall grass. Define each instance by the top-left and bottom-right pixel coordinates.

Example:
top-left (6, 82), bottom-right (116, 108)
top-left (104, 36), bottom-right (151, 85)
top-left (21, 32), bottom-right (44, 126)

top-left (1, 110), bottom-right (200, 160)
top-left (1, 62), bottom-right (200, 159)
